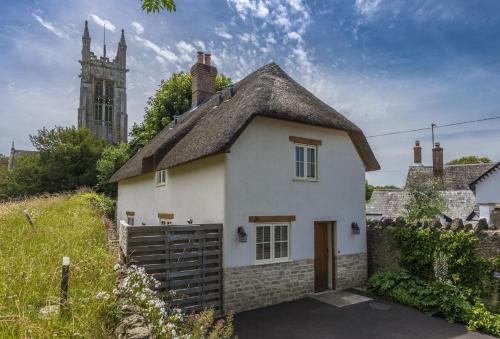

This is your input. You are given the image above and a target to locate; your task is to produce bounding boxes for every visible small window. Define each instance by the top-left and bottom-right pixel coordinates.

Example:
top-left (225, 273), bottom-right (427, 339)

top-left (156, 170), bottom-right (166, 186)
top-left (256, 223), bottom-right (290, 264)
top-left (159, 218), bottom-right (172, 226)
top-left (294, 144), bottom-right (317, 180)
top-left (127, 216), bottom-right (134, 226)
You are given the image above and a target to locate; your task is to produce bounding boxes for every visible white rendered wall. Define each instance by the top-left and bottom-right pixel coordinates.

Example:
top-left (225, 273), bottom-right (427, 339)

top-left (117, 154), bottom-right (225, 226)
top-left (224, 117), bottom-right (367, 268)
top-left (475, 170), bottom-right (500, 205)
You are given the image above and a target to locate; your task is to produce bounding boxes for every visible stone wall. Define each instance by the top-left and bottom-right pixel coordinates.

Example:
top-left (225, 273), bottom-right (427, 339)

top-left (367, 220), bottom-right (500, 277)
top-left (223, 259), bottom-right (314, 313)
top-left (336, 252), bottom-right (368, 289)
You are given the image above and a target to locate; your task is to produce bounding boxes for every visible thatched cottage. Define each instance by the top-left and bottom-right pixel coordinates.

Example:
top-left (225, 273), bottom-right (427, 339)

top-left (111, 53), bottom-right (379, 313)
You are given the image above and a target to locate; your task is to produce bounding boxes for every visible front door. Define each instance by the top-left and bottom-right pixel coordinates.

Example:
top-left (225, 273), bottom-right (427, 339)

top-left (314, 222), bottom-right (328, 292)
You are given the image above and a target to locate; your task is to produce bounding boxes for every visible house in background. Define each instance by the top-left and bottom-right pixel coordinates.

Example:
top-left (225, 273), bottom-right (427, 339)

top-left (367, 141), bottom-right (495, 223)
top-left (8, 142), bottom-right (38, 169)
top-left (469, 162), bottom-right (500, 223)
top-left (111, 53), bottom-right (379, 313)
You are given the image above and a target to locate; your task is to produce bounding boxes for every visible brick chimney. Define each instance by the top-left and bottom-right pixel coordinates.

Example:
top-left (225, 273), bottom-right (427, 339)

top-left (432, 142), bottom-right (444, 177)
top-left (413, 140), bottom-right (422, 165)
top-left (191, 51), bottom-right (217, 108)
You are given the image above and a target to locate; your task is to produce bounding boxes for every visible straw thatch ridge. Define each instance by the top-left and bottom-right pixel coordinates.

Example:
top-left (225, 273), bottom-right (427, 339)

top-left (110, 63), bottom-right (380, 183)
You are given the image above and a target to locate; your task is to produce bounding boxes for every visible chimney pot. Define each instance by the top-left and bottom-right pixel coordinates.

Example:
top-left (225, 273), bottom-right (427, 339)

top-left (204, 53), bottom-right (211, 65)
top-left (197, 51), bottom-right (204, 64)
top-left (413, 140), bottom-right (422, 165)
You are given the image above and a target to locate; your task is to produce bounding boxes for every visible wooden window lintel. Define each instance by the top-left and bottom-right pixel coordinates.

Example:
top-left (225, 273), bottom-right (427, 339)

top-left (126, 211), bottom-right (135, 216)
top-left (158, 212), bottom-right (174, 220)
top-left (289, 136), bottom-right (322, 146)
top-left (249, 215), bottom-right (296, 223)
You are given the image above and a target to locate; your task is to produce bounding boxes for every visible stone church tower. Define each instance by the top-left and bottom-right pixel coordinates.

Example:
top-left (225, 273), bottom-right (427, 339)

top-left (78, 20), bottom-right (128, 143)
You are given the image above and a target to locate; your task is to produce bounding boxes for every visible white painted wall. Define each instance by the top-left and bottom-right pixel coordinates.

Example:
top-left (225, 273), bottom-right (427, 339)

top-left (224, 117), bottom-right (367, 268)
top-left (475, 169), bottom-right (500, 205)
top-left (117, 154), bottom-right (225, 226)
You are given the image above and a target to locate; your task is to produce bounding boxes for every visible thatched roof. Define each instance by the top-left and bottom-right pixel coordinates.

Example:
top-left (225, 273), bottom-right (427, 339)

top-left (405, 163), bottom-right (495, 190)
top-left (111, 63), bottom-right (379, 182)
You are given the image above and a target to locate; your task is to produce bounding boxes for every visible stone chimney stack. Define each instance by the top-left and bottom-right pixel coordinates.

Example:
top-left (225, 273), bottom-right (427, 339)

top-left (413, 140), bottom-right (422, 165)
top-left (191, 51), bottom-right (217, 108)
top-left (432, 142), bottom-right (444, 177)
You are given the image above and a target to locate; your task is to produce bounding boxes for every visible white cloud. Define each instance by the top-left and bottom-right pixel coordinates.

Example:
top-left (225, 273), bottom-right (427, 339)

top-left (176, 40), bottom-right (196, 62)
top-left (31, 13), bottom-right (68, 39)
top-left (214, 25), bottom-right (233, 40)
top-left (228, 0), bottom-right (269, 20)
top-left (287, 31), bottom-right (302, 41)
top-left (194, 40), bottom-right (206, 51)
top-left (355, 0), bottom-right (383, 17)
top-left (90, 14), bottom-right (116, 32)
top-left (134, 35), bottom-right (178, 62)
top-left (131, 21), bottom-right (144, 35)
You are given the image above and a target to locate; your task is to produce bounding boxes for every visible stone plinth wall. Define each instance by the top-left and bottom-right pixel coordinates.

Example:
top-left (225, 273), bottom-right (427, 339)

top-left (476, 231), bottom-right (500, 258)
top-left (223, 259), bottom-right (314, 313)
top-left (336, 252), bottom-right (368, 289)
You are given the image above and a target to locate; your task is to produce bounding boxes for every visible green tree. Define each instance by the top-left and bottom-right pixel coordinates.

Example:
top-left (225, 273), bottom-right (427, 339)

top-left (96, 143), bottom-right (131, 196)
top-left (0, 153), bottom-right (43, 200)
top-left (30, 127), bottom-right (108, 193)
top-left (405, 179), bottom-right (445, 222)
top-left (446, 156), bottom-right (492, 165)
top-left (129, 72), bottom-right (232, 154)
top-left (0, 154), bottom-right (8, 168)
top-left (141, 0), bottom-right (176, 13)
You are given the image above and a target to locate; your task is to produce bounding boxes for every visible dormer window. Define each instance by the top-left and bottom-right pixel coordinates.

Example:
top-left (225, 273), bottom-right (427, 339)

top-left (289, 136), bottom-right (321, 181)
top-left (156, 170), bottom-right (166, 186)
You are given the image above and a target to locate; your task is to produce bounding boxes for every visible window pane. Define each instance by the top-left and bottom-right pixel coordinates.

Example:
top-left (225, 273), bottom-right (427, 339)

top-left (256, 227), bottom-right (263, 243)
top-left (306, 147), bottom-right (316, 178)
top-left (295, 146), bottom-right (305, 177)
top-left (263, 226), bottom-right (271, 242)
top-left (275, 226), bottom-right (281, 242)
top-left (274, 242), bottom-right (281, 258)
top-left (282, 244), bottom-right (288, 258)
top-left (256, 243), bottom-right (263, 260)
top-left (263, 243), bottom-right (271, 259)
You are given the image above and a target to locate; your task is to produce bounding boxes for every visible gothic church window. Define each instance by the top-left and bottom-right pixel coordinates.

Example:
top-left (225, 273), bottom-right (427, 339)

top-left (94, 81), bottom-right (114, 122)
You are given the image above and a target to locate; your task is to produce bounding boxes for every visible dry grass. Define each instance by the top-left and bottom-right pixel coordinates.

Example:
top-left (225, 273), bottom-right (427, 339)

top-left (0, 193), bottom-right (118, 338)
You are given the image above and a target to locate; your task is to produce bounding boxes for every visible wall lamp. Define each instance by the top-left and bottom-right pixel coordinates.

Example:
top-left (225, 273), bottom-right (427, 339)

top-left (237, 226), bottom-right (247, 242)
top-left (351, 222), bottom-right (360, 235)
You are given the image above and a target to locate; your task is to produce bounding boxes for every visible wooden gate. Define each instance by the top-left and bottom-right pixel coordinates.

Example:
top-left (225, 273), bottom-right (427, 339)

top-left (120, 223), bottom-right (223, 314)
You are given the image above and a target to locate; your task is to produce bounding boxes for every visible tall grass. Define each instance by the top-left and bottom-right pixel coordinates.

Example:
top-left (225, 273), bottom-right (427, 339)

top-left (0, 193), bottom-right (118, 337)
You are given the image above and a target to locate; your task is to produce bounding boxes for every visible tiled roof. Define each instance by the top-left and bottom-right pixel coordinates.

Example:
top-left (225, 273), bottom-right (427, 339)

top-left (405, 163), bottom-right (495, 190)
top-left (366, 189), bottom-right (477, 221)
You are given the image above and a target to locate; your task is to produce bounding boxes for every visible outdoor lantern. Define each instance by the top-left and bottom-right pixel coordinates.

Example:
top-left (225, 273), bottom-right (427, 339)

top-left (351, 222), bottom-right (360, 235)
top-left (237, 226), bottom-right (247, 242)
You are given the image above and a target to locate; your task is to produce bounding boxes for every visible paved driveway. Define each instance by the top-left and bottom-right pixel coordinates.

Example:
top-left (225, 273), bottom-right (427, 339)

top-left (234, 292), bottom-right (493, 339)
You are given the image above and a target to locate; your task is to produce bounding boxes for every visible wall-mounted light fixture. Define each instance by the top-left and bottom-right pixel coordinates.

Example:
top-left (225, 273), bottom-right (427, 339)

top-left (186, 217), bottom-right (193, 224)
top-left (351, 222), bottom-right (360, 235)
top-left (237, 226), bottom-right (247, 242)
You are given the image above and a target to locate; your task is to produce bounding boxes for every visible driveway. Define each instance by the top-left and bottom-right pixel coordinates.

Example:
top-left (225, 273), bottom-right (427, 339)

top-left (234, 291), bottom-right (493, 339)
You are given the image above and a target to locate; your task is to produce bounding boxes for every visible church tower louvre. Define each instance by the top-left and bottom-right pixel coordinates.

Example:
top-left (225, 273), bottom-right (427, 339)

top-left (78, 20), bottom-right (128, 144)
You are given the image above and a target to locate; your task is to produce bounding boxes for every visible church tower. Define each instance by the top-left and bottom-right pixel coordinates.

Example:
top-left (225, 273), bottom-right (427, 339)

top-left (78, 20), bottom-right (128, 143)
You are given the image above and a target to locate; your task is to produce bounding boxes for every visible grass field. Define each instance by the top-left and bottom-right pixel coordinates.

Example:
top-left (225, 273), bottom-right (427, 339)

top-left (0, 192), bottom-right (118, 338)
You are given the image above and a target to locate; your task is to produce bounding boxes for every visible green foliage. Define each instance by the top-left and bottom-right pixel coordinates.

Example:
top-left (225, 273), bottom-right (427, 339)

top-left (0, 153), bottom-right (8, 167)
top-left (96, 143), bottom-right (131, 197)
top-left (0, 127), bottom-right (108, 200)
top-left (405, 179), bottom-right (445, 222)
top-left (0, 153), bottom-right (43, 200)
top-left (141, 0), bottom-right (176, 13)
top-left (76, 192), bottom-right (116, 220)
top-left (446, 156), bottom-right (492, 165)
top-left (129, 72), bottom-right (232, 154)
top-left (31, 126), bottom-right (108, 193)
top-left (468, 300), bottom-right (500, 336)
top-left (0, 193), bottom-right (118, 337)
top-left (396, 226), bottom-right (437, 280)
top-left (396, 226), bottom-right (495, 296)
top-left (368, 271), bottom-right (499, 336)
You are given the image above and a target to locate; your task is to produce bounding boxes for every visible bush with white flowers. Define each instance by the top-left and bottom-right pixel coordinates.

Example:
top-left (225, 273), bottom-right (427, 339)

top-left (114, 265), bottom-right (233, 338)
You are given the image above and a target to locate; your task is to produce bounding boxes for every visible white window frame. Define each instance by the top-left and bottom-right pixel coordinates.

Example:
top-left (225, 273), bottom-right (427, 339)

top-left (293, 143), bottom-right (318, 181)
top-left (255, 223), bottom-right (291, 264)
top-left (159, 218), bottom-right (172, 226)
top-left (156, 169), bottom-right (166, 186)
top-left (127, 216), bottom-right (135, 226)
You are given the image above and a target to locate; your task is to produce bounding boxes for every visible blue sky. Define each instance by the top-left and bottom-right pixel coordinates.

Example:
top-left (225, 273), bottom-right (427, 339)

top-left (0, 0), bottom-right (499, 186)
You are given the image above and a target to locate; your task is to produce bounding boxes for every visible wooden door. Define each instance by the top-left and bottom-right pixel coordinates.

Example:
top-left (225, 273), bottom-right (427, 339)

top-left (314, 222), bottom-right (328, 292)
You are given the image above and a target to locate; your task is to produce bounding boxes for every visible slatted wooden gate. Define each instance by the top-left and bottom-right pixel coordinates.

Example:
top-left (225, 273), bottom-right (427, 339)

top-left (120, 223), bottom-right (223, 314)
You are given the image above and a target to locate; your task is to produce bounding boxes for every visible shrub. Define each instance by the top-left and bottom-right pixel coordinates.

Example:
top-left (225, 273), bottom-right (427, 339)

top-left (368, 271), bottom-right (499, 336)
top-left (76, 191), bottom-right (116, 220)
top-left (115, 265), bottom-right (234, 338)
